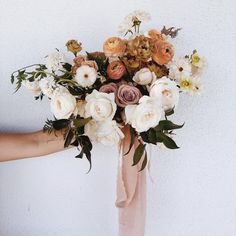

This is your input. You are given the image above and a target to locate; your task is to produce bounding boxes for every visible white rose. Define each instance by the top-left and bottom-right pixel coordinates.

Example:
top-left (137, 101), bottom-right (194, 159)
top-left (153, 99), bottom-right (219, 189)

top-left (74, 65), bottom-right (97, 87)
top-left (85, 90), bottom-right (117, 121)
top-left (85, 120), bottom-right (124, 145)
top-left (125, 96), bottom-right (163, 132)
top-left (150, 77), bottom-right (179, 111)
top-left (46, 52), bottom-right (65, 72)
top-left (50, 89), bottom-right (76, 119)
top-left (22, 80), bottom-right (41, 95)
top-left (132, 68), bottom-right (156, 85)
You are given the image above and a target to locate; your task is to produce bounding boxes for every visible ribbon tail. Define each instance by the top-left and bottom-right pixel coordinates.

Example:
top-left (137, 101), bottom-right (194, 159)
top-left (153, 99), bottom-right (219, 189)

top-left (116, 125), bottom-right (146, 236)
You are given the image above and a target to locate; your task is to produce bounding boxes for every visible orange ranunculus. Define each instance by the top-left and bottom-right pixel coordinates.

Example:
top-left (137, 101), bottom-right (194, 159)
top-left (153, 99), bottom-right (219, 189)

top-left (148, 29), bottom-right (167, 41)
top-left (103, 37), bottom-right (126, 57)
top-left (107, 61), bottom-right (126, 80)
top-left (152, 40), bottom-right (174, 65)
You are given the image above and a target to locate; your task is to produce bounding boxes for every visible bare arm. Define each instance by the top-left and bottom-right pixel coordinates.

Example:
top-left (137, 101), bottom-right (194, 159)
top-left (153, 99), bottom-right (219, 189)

top-left (0, 130), bottom-right (66, 162)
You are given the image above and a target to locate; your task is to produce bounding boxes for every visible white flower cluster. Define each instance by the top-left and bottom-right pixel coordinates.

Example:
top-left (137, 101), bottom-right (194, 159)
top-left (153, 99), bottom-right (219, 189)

top-left (167, 52), bottom-right (207, 95)
top-left (118, 10), bottom-right (151, 36)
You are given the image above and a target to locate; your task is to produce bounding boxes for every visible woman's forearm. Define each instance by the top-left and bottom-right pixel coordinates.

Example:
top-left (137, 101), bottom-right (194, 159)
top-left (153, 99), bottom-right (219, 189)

top-left (0, 130), bottom-right (66, 162)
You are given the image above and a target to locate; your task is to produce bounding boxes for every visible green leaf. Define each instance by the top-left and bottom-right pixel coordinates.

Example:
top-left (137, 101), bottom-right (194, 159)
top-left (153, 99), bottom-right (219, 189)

top-left (139, 150), bottom-right (148, 172)
top-left (52, 119), bottom-right (71, 130)
top-left (124, 126), bottom-right (136, 155)
top-left (64, 129), bottom-right (74, 148)
top-left (165, 108), bottom-right (174, 116)
top-left (155, 120), bottom-right (184, 131)
top-left (147, 129), bottom-right (157, 144)
top-left (158, 133), bottom-right (179, 149)
top-left (11, 74), bottom-right (14, 84)
top-left (73, 117), bottom-right (91, 128)
top-left (62, 63), bottom-right (72, 72)
top-left (132, 143), bottom-right (146, 166)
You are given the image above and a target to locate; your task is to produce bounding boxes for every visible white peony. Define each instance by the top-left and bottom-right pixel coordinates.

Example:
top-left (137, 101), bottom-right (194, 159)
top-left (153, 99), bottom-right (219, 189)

top-left (39, 76), bottom-right (57, 98)
top-left (85, 120), bottom-right (124, 146)
top-left (22, 80), bottom-right (41, 95)
top-left (125, 96), bottom-right (163, 132)
top-left (85, 90), bottom-right (117, 121)
top-left (46, 52), bottom-right (65, 72)
top-left (74, 65), bottom-right (97, 87)
top-left (168, 57), bottom-right (192, 81)
top-left (50, 88), bottom-right (76, 119)
top-left (133, 68), bottom-right (156, 85)
top-left (150, 77), bottom-right (179, 111)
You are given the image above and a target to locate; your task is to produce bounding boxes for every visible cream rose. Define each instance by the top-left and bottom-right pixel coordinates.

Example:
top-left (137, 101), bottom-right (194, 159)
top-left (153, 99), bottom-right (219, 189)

top-left (150, 77), bottom-right (179, 111)
top-left (50, 89), bottom-right (76, 119)
top-left (74, 65), bottom-right (97, 87)
top-left (133, 68), bottom-right (156, 85)
top-left (125, 96), bottom-right (163, 132)
top-left (85, 120), bottom-right (124, 145)
top-left (85, 90), bottom-right (117, 121)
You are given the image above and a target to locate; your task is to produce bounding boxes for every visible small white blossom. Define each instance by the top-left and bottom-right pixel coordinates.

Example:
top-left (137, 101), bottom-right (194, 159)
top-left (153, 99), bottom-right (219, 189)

top-left (168, 57), bottom-right (192, 81)
top-left (39, 76), bottom-right (57, 98)
top-left (118, 10), bottom-right (151, 36)
top-left (22, 80), bottom-right (41, 95)
top-left (46, 51), bottom-right (65, 72)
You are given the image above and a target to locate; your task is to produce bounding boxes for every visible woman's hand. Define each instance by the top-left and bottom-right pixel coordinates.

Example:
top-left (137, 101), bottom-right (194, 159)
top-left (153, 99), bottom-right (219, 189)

top-left (0, 130), bottom-right (66, 162)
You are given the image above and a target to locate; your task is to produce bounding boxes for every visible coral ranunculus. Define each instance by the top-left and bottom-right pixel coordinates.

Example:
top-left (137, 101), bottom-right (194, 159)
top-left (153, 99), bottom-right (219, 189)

top-left (107, 61), bottom-right (126, 80)
top-left (152, 40), bottom-right (174, 65)
top-left (103, 37), bottom-right (126, 57)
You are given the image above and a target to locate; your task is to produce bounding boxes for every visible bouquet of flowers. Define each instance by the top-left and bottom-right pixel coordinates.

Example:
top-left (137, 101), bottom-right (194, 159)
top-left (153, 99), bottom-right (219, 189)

top-left (11, 10), bottom-right (206, 172)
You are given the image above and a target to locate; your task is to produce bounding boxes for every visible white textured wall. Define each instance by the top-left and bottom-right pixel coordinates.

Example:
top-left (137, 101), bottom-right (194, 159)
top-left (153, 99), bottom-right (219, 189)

top-left (0, 0), bottom-right (236, 235)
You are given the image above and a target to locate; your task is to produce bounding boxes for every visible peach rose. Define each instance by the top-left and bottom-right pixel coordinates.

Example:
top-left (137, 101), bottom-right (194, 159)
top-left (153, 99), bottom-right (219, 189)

top-left (99, 83), bottom-right (118, 94)
top-left (73, 56), bottom-right (86, 66)
top-left (107, 61), bottom-right (126, 80)
top-left (116, 83), bottom-right (142, 108)
top-left (81, 60), bottom-right (98, 70)
top-left (152, 40), bottom-right (174, 65)
top-left (103, 37), bottom-right (126, 57)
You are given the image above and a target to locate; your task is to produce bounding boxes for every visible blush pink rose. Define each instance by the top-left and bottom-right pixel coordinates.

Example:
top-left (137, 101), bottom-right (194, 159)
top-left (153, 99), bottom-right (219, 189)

top-left (116, 84), bottom-right (142, 108)
top-left (99, 83), bottom-right (118, 94)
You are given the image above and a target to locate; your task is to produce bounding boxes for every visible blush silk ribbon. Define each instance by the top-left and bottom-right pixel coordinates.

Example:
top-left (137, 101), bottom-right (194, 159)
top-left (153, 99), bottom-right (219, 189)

top-left (116, 125), bottom-right (146, 236)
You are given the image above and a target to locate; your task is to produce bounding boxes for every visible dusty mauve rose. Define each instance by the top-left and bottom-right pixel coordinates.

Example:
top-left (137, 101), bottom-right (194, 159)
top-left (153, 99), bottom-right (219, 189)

top-left (107, 61), bottom-right (126, 80)
top-left (103, 37), bottom-right (126, 57)
top-left (152, 40), bottom-right (174, 65)
top-left (99, 83), bottom-right (118, 94)
top-left (116, 83), bottom-right (142, 108)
